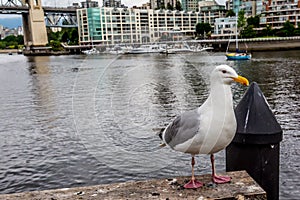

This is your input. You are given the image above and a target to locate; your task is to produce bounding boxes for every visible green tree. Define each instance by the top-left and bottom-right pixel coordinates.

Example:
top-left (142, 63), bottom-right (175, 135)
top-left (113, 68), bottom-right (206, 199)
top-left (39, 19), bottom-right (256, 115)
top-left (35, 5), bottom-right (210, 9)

top-left (70, 29), bottom-right (79, 45)
top-left (195, 23), bottom-right (212, 38)
top-left (61, 31), bottom-right (69, 42)
top-left (49, 40), bottom-right (63, 51)
top-left (241, 25), bottom-right (256, 38)
top-left (247, 15), bottom-right (260, 28)
top-left (159, 3), bottom-right (165, 9)
top-left (262, 25), bottom-right (273, 37)
top-left (280, 20), bottom-right (295, 36)
top-left (175, 1), bottom-right (182, 11)
top-left (47, 27), bottom-right (79, 47)
top-left (0, 35), bottom-right (24, 49)
top-left (16, 35), bottom-right (24, 45)
top-left (8, 41), bottom-right (18, 49)
top-left (294, 28), bottom-right (300, 36)
top-left (167, 3), bottom-right (173, 10)
top-left (237, 10), bottom-right (246, 30)
top-left (47, 28), bottom-right (60, 42)
top-left (226, 10), bottom-right (235, 17)
top-left (0, 41), bottom-right (7, 49)
top-left (2, 35), bottom-right (17, 43)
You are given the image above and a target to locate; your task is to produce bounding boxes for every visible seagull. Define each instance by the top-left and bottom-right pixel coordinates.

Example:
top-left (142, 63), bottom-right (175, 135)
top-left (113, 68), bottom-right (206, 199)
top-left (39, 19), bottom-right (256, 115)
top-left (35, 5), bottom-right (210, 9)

top-left (159, 65), bottom-right (249, 189)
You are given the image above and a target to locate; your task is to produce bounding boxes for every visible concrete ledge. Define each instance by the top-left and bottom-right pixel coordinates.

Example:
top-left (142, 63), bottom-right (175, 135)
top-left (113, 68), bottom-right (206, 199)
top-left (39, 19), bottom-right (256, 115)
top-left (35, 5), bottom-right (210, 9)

top-left (0, 171), bottom-right (266, 200)
top-left (0, 49), bottom-right (20, 54)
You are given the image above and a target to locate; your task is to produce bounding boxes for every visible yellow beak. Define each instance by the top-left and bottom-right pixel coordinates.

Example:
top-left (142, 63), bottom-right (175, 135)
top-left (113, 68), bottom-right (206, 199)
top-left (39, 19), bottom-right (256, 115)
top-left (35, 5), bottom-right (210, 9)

top-left (233, 75), bottom-right (249, 86)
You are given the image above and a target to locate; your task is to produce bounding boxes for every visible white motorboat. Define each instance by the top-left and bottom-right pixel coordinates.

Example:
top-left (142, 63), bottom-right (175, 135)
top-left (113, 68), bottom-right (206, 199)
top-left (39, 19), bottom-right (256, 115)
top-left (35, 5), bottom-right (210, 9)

top-left (125, 44), bottom-right (164, 54)
top-left (106, 45), bottom-right (133, 55)
top-left (82, 47), bottom-right (100, 55)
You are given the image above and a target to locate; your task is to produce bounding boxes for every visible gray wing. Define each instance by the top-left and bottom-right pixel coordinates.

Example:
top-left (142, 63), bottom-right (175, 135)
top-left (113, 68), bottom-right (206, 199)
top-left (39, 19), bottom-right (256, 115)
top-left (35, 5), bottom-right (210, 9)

top-left (164, 109), bottom-right (200, 148)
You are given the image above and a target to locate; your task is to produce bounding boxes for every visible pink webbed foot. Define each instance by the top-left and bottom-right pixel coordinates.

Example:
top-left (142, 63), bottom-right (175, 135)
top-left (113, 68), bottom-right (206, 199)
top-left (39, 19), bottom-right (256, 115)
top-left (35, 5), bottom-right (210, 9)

top-left (184, 179), bottom-right (203, 189)
top-left (212, 174), bottom-right (231, 184)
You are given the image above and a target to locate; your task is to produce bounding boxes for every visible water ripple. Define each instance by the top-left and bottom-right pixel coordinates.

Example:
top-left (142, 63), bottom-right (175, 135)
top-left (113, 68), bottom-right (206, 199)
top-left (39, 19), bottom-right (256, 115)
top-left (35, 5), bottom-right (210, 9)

top-left (0, 52), bottom-right (299, 199)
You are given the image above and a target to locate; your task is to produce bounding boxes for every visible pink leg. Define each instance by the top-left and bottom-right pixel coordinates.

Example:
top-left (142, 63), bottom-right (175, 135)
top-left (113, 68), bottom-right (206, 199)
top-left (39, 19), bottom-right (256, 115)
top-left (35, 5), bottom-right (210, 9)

top-left (210, 154), bottom-right (231, 184)
top-left (184, 155), bottom-right (203, 189)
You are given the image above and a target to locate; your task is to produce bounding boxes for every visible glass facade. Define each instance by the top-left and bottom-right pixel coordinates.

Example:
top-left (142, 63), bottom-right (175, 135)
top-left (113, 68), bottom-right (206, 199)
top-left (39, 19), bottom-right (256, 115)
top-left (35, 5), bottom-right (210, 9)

top-left (87, 8), bottom-right (102, 41)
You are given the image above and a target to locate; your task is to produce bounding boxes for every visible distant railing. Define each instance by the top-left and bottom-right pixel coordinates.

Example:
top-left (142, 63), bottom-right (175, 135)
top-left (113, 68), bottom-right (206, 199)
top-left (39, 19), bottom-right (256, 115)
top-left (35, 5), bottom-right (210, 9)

top-left (198, 36), bottom-right (300, 43)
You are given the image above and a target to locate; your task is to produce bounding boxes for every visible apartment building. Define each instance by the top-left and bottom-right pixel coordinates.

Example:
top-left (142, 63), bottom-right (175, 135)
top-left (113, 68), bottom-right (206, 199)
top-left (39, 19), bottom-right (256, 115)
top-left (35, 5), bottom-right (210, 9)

top-left (226, 0), bottom-right (264, 16)
top-left (182, 0), bottom-right (199, 11)
top-left (260, 0), bottom-right (300, 29)
top-left (77, 7), bottom-right (219, 45)
top-left (198, 0), bottom-right (226, 25)
top-left (165, 0), bottom-right (177, 8)
top-left (81, 0), bottom-right (98, 8)
top-left (213, 16), bottom-right (237, 38)
top-left (0, 25), bottom-right (23, 39)
top-left (150, 0), bottom-right (164, 9)
top-left (213, 0), bottom-right (264, 39)
top-left (103, 0), bottom-right (122, 8)
top-left (148, 9), bottom-right (199, 39)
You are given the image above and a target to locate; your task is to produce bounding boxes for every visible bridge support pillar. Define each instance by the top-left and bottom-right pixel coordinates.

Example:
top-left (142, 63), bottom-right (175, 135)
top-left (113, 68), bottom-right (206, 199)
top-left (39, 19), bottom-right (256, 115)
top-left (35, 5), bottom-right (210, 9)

top-left (22, 0), bottom-right (48, 48)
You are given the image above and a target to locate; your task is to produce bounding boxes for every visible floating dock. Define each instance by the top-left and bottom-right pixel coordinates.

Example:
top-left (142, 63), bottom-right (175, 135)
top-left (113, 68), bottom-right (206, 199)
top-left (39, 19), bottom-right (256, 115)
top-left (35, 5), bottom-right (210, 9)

top-left (0, 171), bottom-right (266, 200)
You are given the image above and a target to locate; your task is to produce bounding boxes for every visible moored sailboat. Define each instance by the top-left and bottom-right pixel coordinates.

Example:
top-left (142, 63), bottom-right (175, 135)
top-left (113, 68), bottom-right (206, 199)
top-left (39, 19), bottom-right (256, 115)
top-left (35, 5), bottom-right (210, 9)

top-left (226, 16), bottom-right (251, 60)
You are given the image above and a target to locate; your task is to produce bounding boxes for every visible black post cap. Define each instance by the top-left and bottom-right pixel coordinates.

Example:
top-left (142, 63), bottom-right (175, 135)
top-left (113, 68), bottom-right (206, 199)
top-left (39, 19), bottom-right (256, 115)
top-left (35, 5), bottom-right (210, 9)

top-left (233, 82), bottom-right (283, 144)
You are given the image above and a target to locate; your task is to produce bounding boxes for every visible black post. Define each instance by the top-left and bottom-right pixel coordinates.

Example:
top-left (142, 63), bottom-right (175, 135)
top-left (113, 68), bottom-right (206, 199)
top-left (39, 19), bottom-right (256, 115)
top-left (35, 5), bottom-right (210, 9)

top-left (226, 82), bottom-right (282, 200)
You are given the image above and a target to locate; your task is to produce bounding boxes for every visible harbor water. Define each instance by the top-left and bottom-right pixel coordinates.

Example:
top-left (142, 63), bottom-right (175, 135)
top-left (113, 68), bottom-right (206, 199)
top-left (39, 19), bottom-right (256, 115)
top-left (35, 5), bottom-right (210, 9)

top-left (0, 51), bottom-right (299, 199)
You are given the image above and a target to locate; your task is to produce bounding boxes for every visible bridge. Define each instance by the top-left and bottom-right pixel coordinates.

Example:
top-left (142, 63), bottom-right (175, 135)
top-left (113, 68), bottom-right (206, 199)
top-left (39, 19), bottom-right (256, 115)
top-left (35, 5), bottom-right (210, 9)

top-left (0, 0), bottom-right (78, 49)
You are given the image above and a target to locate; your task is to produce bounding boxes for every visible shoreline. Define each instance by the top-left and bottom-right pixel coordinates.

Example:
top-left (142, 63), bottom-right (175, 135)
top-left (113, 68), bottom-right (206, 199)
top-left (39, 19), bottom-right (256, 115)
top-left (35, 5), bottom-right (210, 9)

top-left (225, 39), bottom-right (300, 52)
top-left (1, 38), bottom-right (300, 56)
top-left (0, 49), bottom-right (22, 54)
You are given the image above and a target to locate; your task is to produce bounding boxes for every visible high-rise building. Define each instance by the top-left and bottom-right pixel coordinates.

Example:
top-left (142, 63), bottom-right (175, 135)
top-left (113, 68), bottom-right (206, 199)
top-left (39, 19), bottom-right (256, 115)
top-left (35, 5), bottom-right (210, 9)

top-left (150, 0), bottom-right (164, 9)
top-left (103, 0), bottom-right (122, 8)
top-left (198, 0), bottom-right (226, 25)
top-left (151, 0), bottom-right (180, 9)
top-left (181, 0), bottom-right (199, 11)
top-left (81, 0), bottom-right (98, 8)
top-left (227, 0), bottom-right (264, 16)
top-left (165, 0), bottom-right (177, 8)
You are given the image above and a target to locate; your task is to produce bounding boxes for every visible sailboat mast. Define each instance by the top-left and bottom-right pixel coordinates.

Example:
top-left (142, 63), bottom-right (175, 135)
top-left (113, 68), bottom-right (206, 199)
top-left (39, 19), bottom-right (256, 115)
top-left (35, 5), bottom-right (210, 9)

top-left (235, 13), bottom-right (238, 51)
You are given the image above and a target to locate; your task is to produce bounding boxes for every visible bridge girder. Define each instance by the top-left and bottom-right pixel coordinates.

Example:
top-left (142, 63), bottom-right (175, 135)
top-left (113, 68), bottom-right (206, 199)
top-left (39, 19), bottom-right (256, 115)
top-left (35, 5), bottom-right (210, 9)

top-left (45, 13), bottom-right (78, 28)
top-left (0, 0), bottom-right (78, 28)
top-left (1, 0), bottom-right (26, 7)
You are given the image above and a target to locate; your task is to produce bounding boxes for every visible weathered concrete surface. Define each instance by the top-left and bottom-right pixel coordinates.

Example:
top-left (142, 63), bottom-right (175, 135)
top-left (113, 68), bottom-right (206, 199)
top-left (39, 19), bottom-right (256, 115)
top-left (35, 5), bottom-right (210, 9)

top-left (0, 171), bottom-right (266, 200)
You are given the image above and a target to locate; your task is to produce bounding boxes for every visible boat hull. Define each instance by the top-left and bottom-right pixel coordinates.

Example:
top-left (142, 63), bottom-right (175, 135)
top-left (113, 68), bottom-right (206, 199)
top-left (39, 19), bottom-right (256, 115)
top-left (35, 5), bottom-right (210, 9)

top-left (226, 53), bottom-right (251, 60)
top-left (125, 44), bottom-right (164, 54)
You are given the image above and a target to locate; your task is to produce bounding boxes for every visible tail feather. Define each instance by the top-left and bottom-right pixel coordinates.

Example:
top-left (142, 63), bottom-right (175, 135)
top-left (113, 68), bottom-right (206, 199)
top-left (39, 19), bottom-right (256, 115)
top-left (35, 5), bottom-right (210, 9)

top-left (158, 128), bottom-right (164, 140)
top-left (153, 127), bottom-right (166, 147)
top-left (153, 127), bottom-right (165, 140)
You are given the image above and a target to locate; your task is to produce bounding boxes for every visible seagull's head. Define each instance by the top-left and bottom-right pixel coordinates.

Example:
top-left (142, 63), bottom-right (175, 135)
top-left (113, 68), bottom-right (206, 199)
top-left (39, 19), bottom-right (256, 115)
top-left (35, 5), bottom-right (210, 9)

top-left (211, 65), bottom-right (249, 86)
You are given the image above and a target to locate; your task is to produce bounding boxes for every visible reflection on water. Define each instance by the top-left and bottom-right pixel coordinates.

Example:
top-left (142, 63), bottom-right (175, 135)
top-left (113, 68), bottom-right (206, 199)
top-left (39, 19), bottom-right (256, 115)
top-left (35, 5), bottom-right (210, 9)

top-left (0, 52), bottom-right (299, 199)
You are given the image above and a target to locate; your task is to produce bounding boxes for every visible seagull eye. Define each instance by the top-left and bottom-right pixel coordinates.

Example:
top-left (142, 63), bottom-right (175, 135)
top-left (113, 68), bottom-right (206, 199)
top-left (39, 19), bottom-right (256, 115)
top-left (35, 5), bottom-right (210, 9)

top-left (222, 70), bottom-right (227, 74)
